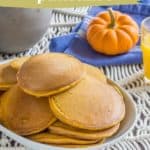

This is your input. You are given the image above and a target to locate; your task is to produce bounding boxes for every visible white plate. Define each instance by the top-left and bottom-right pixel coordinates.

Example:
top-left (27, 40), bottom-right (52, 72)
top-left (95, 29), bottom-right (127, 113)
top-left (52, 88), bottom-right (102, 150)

top-left (0, 60), bottom-right (137, 150)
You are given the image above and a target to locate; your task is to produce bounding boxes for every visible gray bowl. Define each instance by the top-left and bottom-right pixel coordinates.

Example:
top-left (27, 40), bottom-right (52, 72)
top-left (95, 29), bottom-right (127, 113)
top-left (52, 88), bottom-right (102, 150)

top-left (0, 7), bottom-right (51, 53)
top-left (0, 64), bottom-right (137, 150)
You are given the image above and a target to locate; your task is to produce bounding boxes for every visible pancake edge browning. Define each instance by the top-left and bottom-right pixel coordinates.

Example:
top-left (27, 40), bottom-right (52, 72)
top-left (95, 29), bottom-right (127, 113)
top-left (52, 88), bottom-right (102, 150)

top-left (20, 76), bottom-right (84, 97)
top-left (48, 122), bottom-right (120, 140)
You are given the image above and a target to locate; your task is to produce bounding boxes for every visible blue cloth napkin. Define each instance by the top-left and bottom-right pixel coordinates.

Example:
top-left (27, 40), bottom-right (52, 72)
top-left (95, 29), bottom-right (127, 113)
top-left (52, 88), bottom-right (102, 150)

top-left (49, 4), bottom-right (150, 66)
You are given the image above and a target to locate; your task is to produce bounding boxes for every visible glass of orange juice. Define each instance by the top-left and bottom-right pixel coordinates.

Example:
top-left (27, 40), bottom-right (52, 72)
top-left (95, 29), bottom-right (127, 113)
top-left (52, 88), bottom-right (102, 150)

top-left (141, 17), bottom-right (150, 83)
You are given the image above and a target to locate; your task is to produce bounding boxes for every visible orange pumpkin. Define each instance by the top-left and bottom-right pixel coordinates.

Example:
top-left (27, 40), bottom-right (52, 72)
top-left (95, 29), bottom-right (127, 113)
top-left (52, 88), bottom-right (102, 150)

top-left (87, 8), bottom-right (139, 55)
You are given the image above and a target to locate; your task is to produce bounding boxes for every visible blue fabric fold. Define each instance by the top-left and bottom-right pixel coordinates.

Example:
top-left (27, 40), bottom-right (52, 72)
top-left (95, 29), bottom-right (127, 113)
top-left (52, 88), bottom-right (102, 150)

top-left (49, 4), bottom-right (149, 66)
top-left (140, 0), bottom-right (150, 4)
top-left (50, 33), bottom-right (76, 53)
top-left (64, 35), bottom-right (142, 66)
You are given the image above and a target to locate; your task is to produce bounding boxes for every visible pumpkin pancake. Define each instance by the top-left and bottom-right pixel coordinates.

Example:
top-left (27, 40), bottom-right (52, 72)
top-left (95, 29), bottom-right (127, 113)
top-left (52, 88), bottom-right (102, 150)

top-left (49, 76), bottom-right (125, 130)
top-left (0, 63), bottom-right (17, 90)
top-left (84, 63), bottom-right (106, 83)
top-left (10, 56), bottom-right (30, 70)
top-left (28, 133), bottom-right (98, 145)
top-left (0, 85), bottom-right (56, 136)
top-left (61, 139), bottom-right (105, 148)
top-left (17, 53), bottom-right (85, 97)
top-left (0, 91), bottom-right (4, 122)
top-left (49, 121), bottom-right (120, 140)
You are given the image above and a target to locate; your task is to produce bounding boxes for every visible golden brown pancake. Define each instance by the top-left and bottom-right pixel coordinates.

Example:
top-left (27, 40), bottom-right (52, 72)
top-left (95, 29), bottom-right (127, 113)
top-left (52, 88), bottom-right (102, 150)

top-left (0, 91), bottom-right (4, 122)
top-left (0, 85), bottom-right (56, 135)
top-left (49, 121), bottom-right (120, 140)
top-left (0, 63), bottom-right (17, 90)
top-left (10, 56), bottom-right (30, 70)
top-left (84, 63), bottom-right (106, 83)
top-left (49, 76), bottom-right (125, 130)
top-left (17, 53), bottom-right (85, 97)
top-left (28, 133), bottom-right (98, 145)
top-left (61, 139), bottom-right (105, 148)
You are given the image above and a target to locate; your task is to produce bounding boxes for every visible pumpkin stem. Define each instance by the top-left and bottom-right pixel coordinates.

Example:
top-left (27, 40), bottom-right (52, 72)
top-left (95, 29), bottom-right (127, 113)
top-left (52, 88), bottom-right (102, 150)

top-left (108, 8), bottom-right (115, 28)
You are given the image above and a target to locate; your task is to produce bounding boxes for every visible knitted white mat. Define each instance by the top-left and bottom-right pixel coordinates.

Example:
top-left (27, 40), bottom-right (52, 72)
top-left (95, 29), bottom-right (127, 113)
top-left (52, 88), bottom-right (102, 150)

top-left (0, 8), bottom-right (150, 150)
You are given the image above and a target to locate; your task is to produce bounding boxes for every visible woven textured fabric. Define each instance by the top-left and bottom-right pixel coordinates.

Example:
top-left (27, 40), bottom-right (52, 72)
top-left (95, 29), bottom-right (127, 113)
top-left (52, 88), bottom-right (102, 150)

top-left (0, 8), bottom-right (149, 150)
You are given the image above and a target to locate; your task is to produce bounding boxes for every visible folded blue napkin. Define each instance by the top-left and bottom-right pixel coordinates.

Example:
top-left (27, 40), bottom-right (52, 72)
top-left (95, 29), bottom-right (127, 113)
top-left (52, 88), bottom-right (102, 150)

top-left (49, 4), bottom-right (150, 66)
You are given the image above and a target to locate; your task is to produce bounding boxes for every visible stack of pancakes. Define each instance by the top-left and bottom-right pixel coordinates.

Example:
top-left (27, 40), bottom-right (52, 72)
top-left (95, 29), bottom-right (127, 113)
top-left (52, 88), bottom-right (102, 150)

top-left (0, 53), bottom-right (125, 148)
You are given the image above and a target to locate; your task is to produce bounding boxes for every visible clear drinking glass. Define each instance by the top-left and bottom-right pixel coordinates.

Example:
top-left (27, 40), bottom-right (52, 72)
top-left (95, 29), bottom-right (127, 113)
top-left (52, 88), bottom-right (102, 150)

top-left (141, 17), bottom-right (150, 83)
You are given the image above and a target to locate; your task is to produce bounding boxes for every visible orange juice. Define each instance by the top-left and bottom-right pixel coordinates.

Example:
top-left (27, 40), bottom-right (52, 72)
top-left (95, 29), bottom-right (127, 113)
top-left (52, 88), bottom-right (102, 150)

top-left (141, 34), bottom-right (150, 79)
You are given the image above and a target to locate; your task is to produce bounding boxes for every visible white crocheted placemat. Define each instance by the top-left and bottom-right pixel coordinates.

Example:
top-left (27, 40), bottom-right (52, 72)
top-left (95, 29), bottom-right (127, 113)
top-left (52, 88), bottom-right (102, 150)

top-left (0, 8), bottom-right (150, 150)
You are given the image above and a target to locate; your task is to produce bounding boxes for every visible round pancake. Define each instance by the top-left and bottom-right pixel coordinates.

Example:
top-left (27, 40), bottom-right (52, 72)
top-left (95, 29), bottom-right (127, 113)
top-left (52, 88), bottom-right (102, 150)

top-left (84, 63), bottom-right (106, 83)
top-left (28, 133), bottom-right (98, 145)
top-left (0, 85), bottom-right (56, 135)
top-left (49, 76), bottom-right (125, 130)
top-left (0, 63), bottom-right (17, 90)
top-left (49, 121), bottom-right (120, 140)
top-left (10, 56), bottom-right (30, 70)
top-left (17, 53), bottom-right (85, 97)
